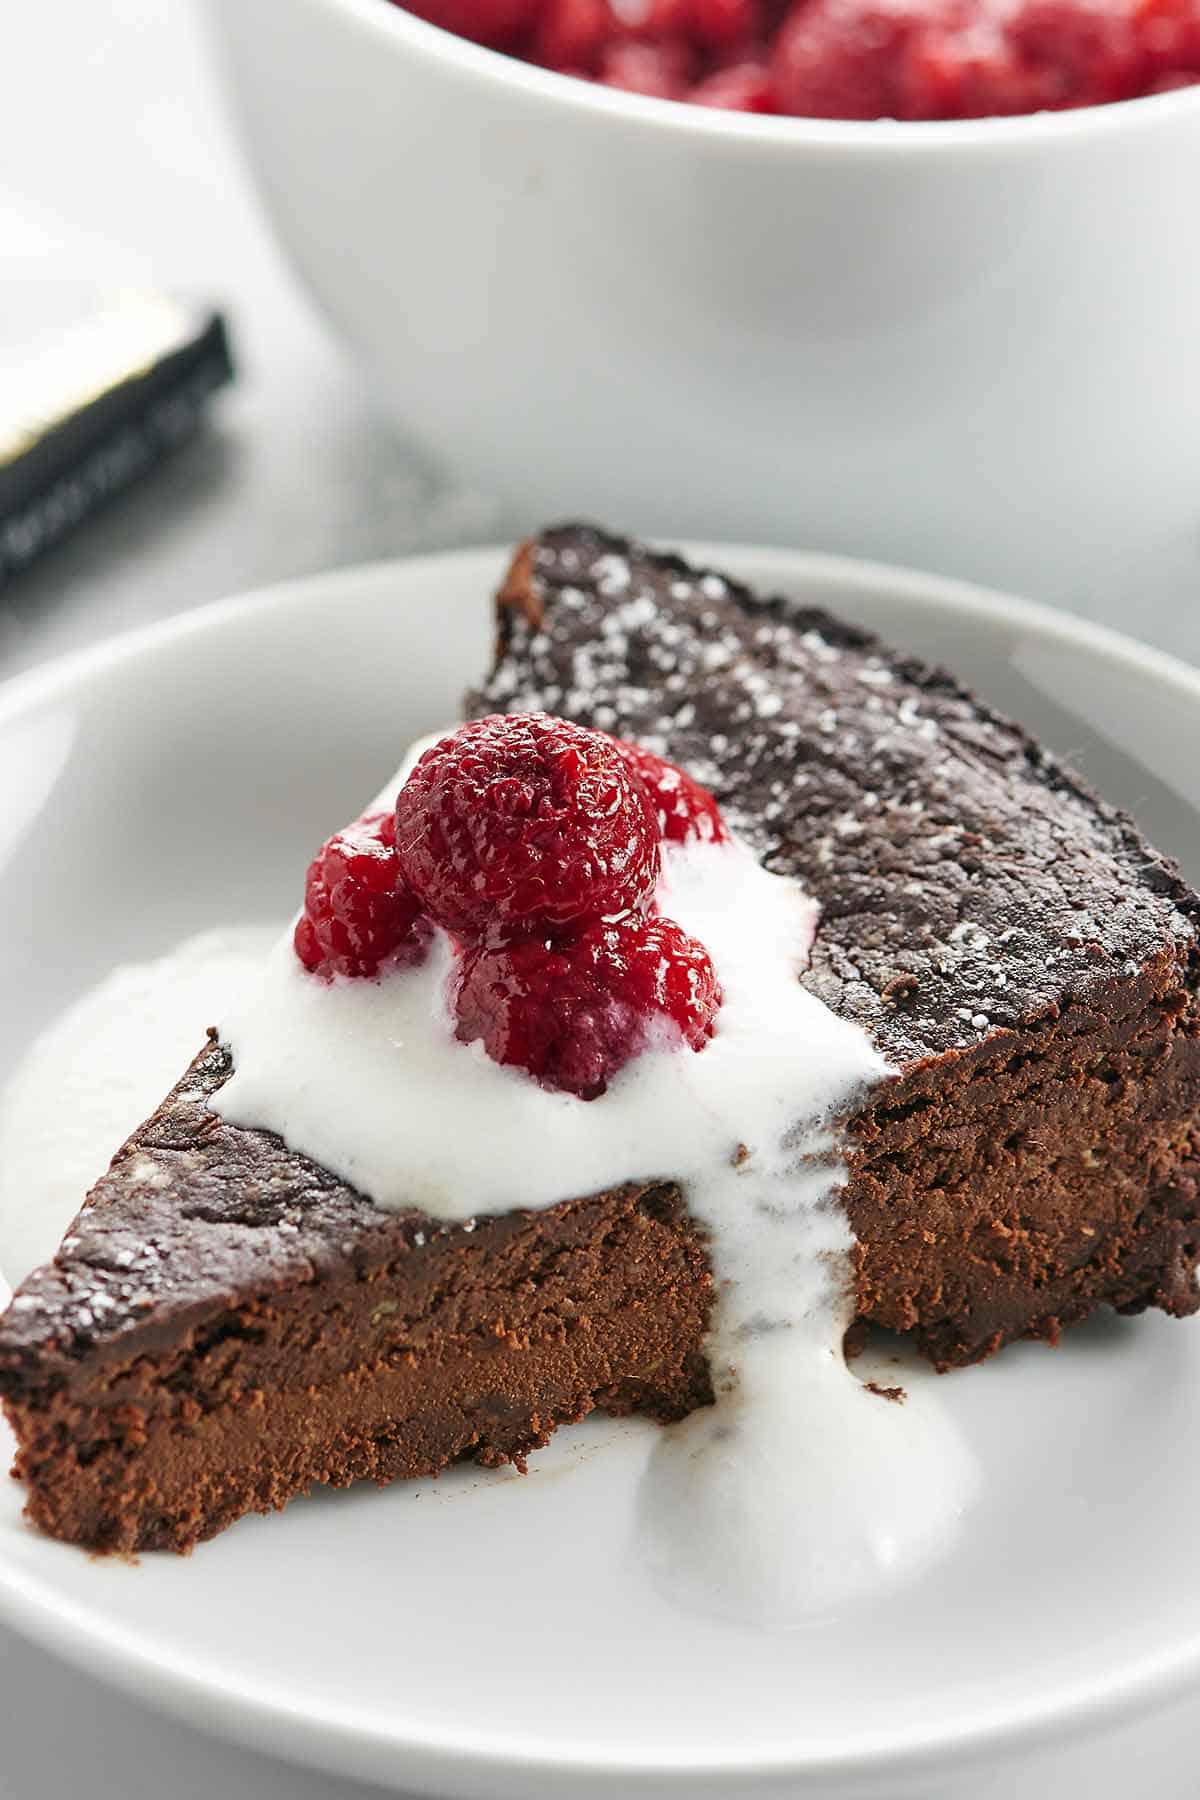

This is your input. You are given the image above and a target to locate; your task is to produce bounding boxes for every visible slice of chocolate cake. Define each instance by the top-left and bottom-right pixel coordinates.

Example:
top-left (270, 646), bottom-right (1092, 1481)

top-left (2, 524), bottom-right (1198, 1555)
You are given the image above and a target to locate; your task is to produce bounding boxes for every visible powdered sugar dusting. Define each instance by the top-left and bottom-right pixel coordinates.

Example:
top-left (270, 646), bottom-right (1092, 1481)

top-left (472, 532), bottom-right (1193, 1067)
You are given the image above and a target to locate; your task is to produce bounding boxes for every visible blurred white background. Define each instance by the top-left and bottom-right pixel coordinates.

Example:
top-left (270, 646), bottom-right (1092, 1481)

top-left (0, 0), bottom-right (501, 682)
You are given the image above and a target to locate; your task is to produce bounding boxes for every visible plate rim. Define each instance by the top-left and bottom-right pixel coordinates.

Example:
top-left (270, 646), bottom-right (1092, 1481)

top-left (3, 540), bottom-right (1200, 1792)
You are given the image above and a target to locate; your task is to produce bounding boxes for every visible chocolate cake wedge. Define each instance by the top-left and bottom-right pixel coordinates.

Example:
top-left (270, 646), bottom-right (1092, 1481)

top-left (2, 523), bottom-right (1198, 1554)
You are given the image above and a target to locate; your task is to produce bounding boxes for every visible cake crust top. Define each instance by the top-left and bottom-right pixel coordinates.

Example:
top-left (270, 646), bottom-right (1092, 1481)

top-left (472, 525), bottom-right (1199, 1066)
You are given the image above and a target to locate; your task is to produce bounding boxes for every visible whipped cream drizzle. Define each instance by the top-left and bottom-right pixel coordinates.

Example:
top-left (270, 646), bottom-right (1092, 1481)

top-left (214, 741), bottom-right (978, 1621)
top-left (217, 836), bottom-right (873, 1215)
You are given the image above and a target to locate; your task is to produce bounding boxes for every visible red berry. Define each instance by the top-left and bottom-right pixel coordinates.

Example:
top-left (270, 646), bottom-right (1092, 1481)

top-left (454, 915), bottom-right (722, 1098)
top-left (771, 0), bottom-right (912, 117)
top-left (769, 0), bottom-right (1190, 118)
top-left (692, 0), bottom-right (761, 47)
top-left (535, 0), bottom-right (614, 67)
top-left (294, 812), bottom-right (429, 980)
top-left (399, 0), bottom-right (538, 48)
top-left (1001, 0), bottom-right (1141, 103)
top-left (599, 38), bottom-right (694, 91)
top-left (689, 59), bottom-right (779, 106)
top-left (899, 17), bottom-right (1054, 116)
top-left (1138, 0), bottom-right (1200, 80)
top-left (394, 0), bottom-right (1198, 113)
top-left (394, 714), bottom-right (661, 935)
top-left (622, 0), bottom-right (695, 37)
top-left (612, 740), bottom-right (729, 846)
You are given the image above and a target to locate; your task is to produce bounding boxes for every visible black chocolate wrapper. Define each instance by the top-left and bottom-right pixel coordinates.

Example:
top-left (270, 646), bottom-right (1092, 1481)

top-left (0, 291), bottom-right (234, 586)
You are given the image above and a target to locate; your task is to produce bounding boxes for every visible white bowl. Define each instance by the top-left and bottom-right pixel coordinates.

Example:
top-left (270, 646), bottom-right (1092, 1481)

top-left (203, 0), bottom-right (1200, 611)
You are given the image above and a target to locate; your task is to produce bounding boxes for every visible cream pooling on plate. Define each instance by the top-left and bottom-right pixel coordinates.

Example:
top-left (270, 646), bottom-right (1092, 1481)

top-left (215, 737), bottom-right (978, 1622)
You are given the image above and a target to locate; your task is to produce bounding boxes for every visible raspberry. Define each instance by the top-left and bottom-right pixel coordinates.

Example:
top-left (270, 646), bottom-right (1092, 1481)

top-left (895, 11), bottom-right (1063, 116)
top-left (689, 59), bottom-right (779, 106)
top-left (294, 812), bottom-right (429, 980)
top-left (771, 0), bottom-right (1175, 117)
top-left (612, 741), bottom-right (728, 846)
top-left (1008, 0), bottom-right (1146, 104)
top-left (454, 915), bottom-right (722, 1098)
top-left (692, 0), bottom-right (761, 48)
top-left (1139, 0), bottom-right (1200, 80)
top-left (771, 0), bottom-right (913, 117)
top-left (394, 714), bottom-right (661, 934)
top-left (599, 38), bottom-right (694, 91)
top-left (535, 0), bottom-right (614, 68)
top-left (398, 0), bottom-right (538, 48)
top-left (395, 0), bottom-right (1198, 112)
top-left (619, 0), bottom-right (694, 37)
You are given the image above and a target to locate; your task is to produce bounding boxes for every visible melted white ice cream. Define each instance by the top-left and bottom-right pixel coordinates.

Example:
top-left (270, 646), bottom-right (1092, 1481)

top-left (0, 735), bottom-right (977, 1621)
top-left (216, 793), bottom-right (977, 1623)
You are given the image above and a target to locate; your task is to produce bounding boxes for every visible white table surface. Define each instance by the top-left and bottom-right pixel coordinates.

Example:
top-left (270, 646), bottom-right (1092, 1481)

top-left (2, 4), bottom-right (1199, 1795)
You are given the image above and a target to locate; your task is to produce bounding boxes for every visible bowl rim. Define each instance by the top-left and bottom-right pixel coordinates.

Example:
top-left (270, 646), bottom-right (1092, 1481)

top-left (300, 0), bottom-right (1200, 157)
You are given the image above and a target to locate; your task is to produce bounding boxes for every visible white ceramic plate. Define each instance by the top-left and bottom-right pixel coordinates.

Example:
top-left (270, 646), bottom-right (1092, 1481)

top-left (2, 546), bottom-right (1200, 1800)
